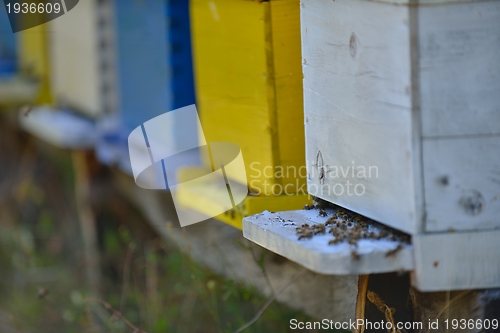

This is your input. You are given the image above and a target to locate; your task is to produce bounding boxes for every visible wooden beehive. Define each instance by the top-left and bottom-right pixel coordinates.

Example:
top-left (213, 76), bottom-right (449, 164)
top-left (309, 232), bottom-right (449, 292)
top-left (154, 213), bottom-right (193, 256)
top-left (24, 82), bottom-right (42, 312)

top-left (301, 0), bottom-right (500, 235)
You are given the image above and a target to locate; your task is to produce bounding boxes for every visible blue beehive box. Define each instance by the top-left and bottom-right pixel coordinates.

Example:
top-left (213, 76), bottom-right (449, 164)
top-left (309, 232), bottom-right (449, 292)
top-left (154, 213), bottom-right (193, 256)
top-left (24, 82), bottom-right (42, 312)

top-left (97, 0), bottom-right (199, 176)
top-left (0, 4), bottom-right (16, 76)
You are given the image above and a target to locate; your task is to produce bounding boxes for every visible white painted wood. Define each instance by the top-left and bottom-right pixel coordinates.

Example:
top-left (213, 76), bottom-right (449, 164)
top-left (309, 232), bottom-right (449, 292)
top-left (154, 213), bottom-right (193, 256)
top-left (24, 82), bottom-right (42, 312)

top-left (243, 209), bottom-right (415, 275)
top-left (423, 136), bottom-right (500, 232)
top-left (48, 0), bottom-right (115, 117)
top-left (19, 107), bottom-right (96, 148)
top-left (302, 0), bottom-right (500, 235)
top-left (413, 229), bottom-right (500, 291)
top-left (301, 0), bottom-right (418, 234)
top-left (419, 1), bottom-right (500, 137)
top-left (363, 0), bottom-right (497, 4)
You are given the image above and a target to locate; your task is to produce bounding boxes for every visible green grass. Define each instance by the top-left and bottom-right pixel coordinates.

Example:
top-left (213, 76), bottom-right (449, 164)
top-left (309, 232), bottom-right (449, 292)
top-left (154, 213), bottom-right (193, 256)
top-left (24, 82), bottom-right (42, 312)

top-left (0, 126), bottom-right (340, 333)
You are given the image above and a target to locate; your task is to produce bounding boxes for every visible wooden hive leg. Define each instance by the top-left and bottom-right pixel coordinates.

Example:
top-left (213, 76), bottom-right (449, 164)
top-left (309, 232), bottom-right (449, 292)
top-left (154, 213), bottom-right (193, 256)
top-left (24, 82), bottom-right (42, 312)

top-left (356, 273), bottom-right (500, 333)
top-left (72, 150), bottom-right (102, 295)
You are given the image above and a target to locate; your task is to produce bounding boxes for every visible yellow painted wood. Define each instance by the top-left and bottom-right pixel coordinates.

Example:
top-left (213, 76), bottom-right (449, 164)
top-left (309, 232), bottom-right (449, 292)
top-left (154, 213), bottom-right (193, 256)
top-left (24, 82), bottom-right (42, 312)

top-left (269, 0), bottom-right (305, 189)
top-left (17, 24), bottom-right (52, 104)
top-left (190, 0), bottom-right (305, 196)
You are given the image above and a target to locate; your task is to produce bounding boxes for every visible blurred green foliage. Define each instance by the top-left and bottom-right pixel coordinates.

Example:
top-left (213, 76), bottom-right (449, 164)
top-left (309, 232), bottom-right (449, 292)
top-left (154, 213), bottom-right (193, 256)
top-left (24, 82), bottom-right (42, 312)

top-left (0, 121), bottom-right (326, 333)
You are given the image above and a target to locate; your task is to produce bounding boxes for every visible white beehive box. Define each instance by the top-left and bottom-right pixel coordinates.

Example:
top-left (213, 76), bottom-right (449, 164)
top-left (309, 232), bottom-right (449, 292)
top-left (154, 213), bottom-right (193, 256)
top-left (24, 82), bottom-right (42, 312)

top-left (301, 0), bottom-right (500, 235)
top-left (49, 0), bottom-right (117, 117)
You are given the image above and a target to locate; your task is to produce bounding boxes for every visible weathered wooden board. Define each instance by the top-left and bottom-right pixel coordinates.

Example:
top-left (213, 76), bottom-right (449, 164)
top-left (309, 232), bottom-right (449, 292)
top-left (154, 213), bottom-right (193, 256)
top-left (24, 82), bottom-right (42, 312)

top-left (423, 136), bottom-right (500, 232)
top-left (413, 229), bottom-right (500, 291)
top-left (19, 107), bottom-right (96, 148)
top-left (419, 1), bottom-right (500, 138)
top-left (243, 209), bottom-right (414, 275)
top-left (301, 0), bottom-right (419, 234)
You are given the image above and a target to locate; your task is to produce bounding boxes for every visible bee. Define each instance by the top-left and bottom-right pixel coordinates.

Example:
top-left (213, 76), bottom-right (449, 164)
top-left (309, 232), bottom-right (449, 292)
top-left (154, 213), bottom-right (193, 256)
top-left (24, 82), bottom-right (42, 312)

top-left (385, 244), bottom-right (403, 257)
top-left (298, 230), bottom-right (313, 240)
top-left (312, 224), bottom-right (326, 235)
top-left (21, 105), bottom-right (33, 117)
top-left (369, 231), bottom-right (377, 239)
top-left (295, 223), bottom-right (311, 233)
top-left (37, 288), bottom-right (49, 300)
top-left (325, 217), bottom-right (336, 226)
top-left (348, 238), bottom-right (358, 246)
top-left (400, 234), bottom-right (411, 244)
top-left (353, 216), bottom-right (363, 223)
top-left (318, 209), bottom-right (327, 217)
top-left (328, 238), bottom-right (342, 245)
top-left (313, 151), bottom-right (329, 185)
top-left (351, 250), bottom-right (360, 261)
top-left (347, 222), bottom-right (353, 227)
top-left (248, 189), bottom-right (260, 196)
top-left (304, 204), bottom-right (313, 210)
top-left (329, 227), bottom-right (341, 236)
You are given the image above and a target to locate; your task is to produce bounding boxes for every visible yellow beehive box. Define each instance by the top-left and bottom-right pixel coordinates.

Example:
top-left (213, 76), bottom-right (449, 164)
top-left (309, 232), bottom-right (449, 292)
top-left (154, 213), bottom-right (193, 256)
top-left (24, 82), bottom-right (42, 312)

top-left (17, 24), bottom-right (52, 104)
top-left (190, 0), bottom-right (305, 196)
top-left (178, 0), bottom-right (310, 229)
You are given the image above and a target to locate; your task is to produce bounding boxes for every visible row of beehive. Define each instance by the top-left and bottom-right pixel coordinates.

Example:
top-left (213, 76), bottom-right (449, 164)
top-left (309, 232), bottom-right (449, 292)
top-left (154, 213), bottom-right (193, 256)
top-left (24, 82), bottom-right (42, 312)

top-left (6, 0), bottom-right (499, 234)
top-left (3, 0), bottom-right (309, 229)
top-left (184, 0), bottom-right (500, 234)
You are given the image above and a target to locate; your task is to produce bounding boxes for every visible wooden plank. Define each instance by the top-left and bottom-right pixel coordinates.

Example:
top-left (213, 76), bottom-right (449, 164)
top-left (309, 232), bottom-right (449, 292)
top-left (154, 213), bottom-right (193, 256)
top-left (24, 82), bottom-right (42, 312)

top-left (413, 229), bottom-right (500, 291)
top-left (114, 0), bottom-right (171, 130)
top-left (269, 0), bottom-right (306, 191)
top-left (191, 0), bottom-right (306, 195)
top-left (419, 1), bottom-right (500, 137)
top-left (19, 107), bottom-right (96, 148)
top-left (190, 0), bottom-right (274, 189)
top-left (17, 24), bottom-right (53, 104)
top-left (302, 0), bottom-right (418, 234)
top-left (243, 209), bottom-right (414, 275)
top-left (48, 0), bottom-right (102, 116)
top-left (423, 136), bottom-right (500, 232)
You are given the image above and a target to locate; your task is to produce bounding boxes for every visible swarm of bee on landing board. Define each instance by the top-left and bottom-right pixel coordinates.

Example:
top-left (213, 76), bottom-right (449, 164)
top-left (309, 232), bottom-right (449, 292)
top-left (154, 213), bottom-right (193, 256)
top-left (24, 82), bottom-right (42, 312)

top-left (297, 199), bottom-right (410, 260)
